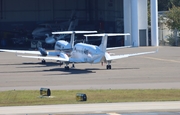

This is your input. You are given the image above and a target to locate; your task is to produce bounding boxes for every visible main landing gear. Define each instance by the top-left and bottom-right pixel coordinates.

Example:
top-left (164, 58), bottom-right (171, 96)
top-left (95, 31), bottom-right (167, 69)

top-left (64, 63), bottom-right (75, 70)
top-left (41, 59), bottom-right (46, 64)
top-left (65, 66), bottom-right (69, 70)
top-left (64, 62), bottom-right (69, 70)
top-left (106, 65), bottom-right (111, 69)
top-left (106, 61), bottom-right (112, 70)
top-left (72, 63), bottom-right (75, 68)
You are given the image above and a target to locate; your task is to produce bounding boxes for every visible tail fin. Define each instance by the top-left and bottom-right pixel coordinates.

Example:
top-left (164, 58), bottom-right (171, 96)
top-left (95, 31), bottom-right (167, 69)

top-left (84, 34), bottom-right (108, 52)
top-left (68, 10), bottom-right (79, 31)
top-left (69, 32), bottom-right (75, 48)
top-left (99, 34), bottom-right (108, 52)
top-left (84, 33), bottom-right (130, 52)
top-left (38, 47), bottom-right (47, 56)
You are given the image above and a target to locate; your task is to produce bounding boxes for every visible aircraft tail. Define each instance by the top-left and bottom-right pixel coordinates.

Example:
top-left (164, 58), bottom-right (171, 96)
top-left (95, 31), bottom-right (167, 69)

top-left (68, 10), bottom-right (79, 31)
top-left (84, 33), bottom-right (130, 52)
top-left (38, 47), bottom-right (48, 56)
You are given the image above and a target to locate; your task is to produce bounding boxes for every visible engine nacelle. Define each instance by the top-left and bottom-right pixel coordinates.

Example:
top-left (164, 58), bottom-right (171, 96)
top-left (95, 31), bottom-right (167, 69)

top-left (38, 47), bottom-right (47, 56)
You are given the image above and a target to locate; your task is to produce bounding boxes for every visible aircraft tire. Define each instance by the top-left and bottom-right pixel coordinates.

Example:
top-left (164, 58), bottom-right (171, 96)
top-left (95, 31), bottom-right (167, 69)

top-left (106, 65), bottom-right (112, 70)
top-left (65, 66), bottom-right (69, 70)
top-left (42, 60), bottom-right (46, 64)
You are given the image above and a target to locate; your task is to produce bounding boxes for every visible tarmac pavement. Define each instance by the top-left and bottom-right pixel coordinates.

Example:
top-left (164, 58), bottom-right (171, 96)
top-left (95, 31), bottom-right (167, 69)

top-left (0, 46), bottom-right (180, 114)
top-left (0, 101), bottom-right (180, 115)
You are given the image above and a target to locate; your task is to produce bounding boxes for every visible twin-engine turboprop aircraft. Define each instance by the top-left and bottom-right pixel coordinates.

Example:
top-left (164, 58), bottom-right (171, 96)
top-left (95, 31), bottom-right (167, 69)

top-left (0, 31), bottom-right (97, 64)
top-left (13, 33), bottom-right (157, 70)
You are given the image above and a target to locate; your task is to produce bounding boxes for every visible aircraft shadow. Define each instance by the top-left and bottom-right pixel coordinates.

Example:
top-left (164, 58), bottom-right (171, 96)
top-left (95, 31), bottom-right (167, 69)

top-left (110, 67), bottom-right (139, 70)
top-left (0, 62), bottom-right (60, 67)
top-left (0, 70), bottom-right (43, 73)
top-left (84, 67), bottom-right (139, 70)
top-left (44, 67), bottom-right (139, 75)
top-left (21, 62), bottom-right (60, 68)
top-left (0, 67), bottom-right (96, 75)
top-left (44, 68), bottom-right (96, 75)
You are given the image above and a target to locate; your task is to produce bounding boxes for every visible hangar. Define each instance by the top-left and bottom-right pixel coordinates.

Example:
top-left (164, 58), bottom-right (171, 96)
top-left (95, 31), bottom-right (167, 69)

top-left (0, 0), bottom-right (158, 48)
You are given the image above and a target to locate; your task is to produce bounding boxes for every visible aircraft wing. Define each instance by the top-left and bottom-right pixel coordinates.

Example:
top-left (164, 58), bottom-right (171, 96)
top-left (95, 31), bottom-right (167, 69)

top-left (0, 48), bottom-right (71, 58)
top-left (105, 49), bottom-right (158, 61)
top-left (106, 46), bottom-right (132, 51)
top-left (17, 55), bottom-right (69, 62)
top-left (0, 49), bottom-right (41, 55)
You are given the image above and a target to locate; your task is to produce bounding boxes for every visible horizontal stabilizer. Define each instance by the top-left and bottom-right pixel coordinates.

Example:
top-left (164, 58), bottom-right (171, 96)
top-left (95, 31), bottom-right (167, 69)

top-left (84, 33), bottom-right (130, 37)
top-left (52, 31), bottom-right (97, 34)
top-left (106, 46), bottom-right (132, 51)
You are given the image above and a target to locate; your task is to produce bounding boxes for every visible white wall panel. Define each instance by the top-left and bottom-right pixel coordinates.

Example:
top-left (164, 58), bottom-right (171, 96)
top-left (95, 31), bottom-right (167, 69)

top-left (138, 0), bottom-right (147, 29)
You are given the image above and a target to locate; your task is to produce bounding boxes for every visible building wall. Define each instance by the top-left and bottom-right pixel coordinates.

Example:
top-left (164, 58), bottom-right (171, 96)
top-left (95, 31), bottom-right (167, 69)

top-left (138, 0), bottom-right (148, 46)
top-left (1, 0), bottom-right (123, 22)
top-left (124, 0), bottom-right (148, 46)
top-left (0, 0), bottom-right (125, 48)
top-left (1, 0), bottom-right (88, 22)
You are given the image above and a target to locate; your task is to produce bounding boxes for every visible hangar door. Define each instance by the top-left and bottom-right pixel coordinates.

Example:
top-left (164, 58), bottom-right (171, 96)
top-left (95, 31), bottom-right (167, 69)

top-left (139, 29), bottom-right (147, 46)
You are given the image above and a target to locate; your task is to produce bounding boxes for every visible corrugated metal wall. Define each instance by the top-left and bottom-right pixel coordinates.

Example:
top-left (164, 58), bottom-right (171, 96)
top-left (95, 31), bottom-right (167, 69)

top-left (0, 0), bottom-right (124, 48)
top-left (2, 0), bottom-right (86, 22)
top-left (0, 0), bottom-right (123, 22)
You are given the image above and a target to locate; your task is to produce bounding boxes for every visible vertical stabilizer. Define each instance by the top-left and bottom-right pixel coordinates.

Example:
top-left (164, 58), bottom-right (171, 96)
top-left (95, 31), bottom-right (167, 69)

top-left (68, 10), bottom-right (78, 31)
top-left (84, 34), bottom-right (108, 52)
top-left (99, 34), bottom-right (108, 52)
top-left (69, 32), bottom-right (75, 49)
top-left (84, 33), bottom-right (130, 52)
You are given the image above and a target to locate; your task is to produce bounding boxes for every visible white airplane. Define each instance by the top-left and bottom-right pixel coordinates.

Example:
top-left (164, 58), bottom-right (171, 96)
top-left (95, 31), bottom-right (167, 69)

top-left (0, 31), bottom-right (97, 64)
top-left (16, 33), bottom-right (158, 70)
top-left (51, 31), bottom-right (98, 57)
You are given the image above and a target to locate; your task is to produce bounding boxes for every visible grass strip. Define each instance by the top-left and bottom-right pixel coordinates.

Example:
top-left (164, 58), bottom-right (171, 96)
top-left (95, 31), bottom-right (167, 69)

top-left (0, 89), bottom-right (180, 106)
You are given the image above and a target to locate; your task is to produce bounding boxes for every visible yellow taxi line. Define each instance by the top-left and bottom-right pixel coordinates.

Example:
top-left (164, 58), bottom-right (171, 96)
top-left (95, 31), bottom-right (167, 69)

top-left (140, 56), bottom-right (180, 63)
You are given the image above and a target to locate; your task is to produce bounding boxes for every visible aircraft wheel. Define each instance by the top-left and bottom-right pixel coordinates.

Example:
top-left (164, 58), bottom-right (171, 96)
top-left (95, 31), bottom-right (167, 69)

top-left (106, 65), bottom-right (108, 69)
top-left (106, 65), bottom-right (111, 69)
top-left (72, 64), bottom-right (75, 68)
top-left (59, 62), bottom-right (63, 66)
top-left (42, 59), bottom-right (46, 64)
top-left (65, 66), bottom-right (69, 70)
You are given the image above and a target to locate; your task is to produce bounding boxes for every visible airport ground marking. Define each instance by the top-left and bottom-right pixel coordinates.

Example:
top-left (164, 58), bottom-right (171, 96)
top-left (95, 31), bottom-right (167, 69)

top-left (140, 56), bottom-right (180, 64)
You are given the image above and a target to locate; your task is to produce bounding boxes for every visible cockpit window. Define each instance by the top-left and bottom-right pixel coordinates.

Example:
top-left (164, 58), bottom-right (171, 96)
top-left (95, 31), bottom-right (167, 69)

top-left (84, 49), bottom-right (88, 55)
top-left (56, 43), bottom-right (61, 48)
